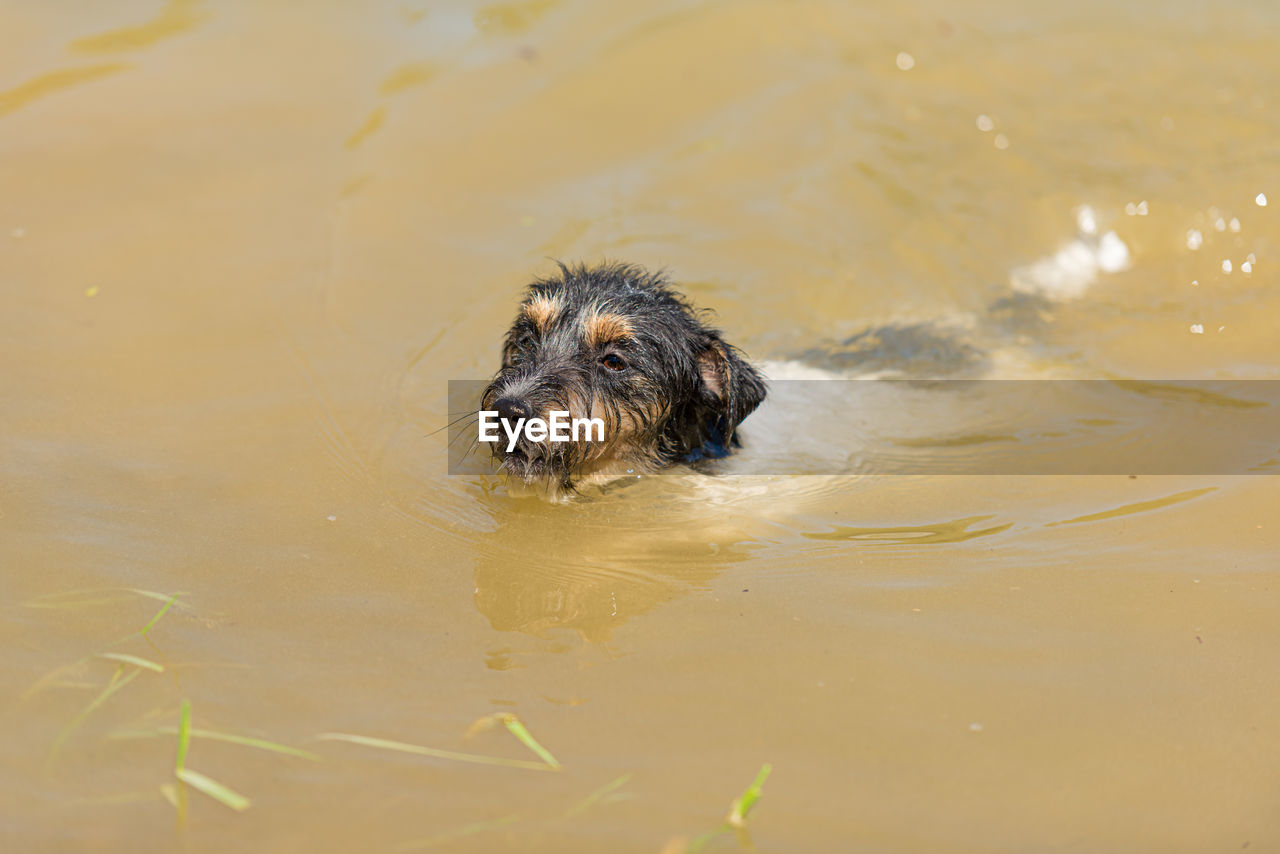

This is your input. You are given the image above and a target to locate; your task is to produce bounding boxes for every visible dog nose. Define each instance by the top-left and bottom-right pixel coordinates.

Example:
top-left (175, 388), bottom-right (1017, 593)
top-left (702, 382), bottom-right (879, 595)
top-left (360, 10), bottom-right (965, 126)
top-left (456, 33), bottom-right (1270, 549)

top-left (492, 396), bottom-right (533, 423)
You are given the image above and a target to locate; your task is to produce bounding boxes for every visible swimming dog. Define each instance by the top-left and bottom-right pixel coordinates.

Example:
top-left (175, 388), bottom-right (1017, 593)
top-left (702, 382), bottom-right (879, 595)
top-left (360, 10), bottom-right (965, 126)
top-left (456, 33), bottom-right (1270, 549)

top-left (480, 262), bottom-right (767, 495)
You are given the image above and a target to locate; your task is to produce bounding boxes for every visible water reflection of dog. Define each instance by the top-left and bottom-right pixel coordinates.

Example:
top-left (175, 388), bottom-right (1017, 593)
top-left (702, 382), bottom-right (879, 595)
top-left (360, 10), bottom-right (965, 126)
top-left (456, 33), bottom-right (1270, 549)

top-left (470, 484), bottom-right (759, 642)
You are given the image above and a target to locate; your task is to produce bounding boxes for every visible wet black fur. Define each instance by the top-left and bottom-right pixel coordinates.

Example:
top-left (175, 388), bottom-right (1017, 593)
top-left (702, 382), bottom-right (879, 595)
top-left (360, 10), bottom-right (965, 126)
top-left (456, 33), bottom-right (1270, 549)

top-left (483, 262), bottom-right (767, 490)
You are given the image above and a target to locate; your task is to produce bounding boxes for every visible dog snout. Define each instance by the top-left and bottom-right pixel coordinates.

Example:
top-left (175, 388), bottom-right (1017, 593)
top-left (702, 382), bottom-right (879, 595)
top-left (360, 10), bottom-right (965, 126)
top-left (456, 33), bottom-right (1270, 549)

top-left (491, 396), bottom-right (533, 424)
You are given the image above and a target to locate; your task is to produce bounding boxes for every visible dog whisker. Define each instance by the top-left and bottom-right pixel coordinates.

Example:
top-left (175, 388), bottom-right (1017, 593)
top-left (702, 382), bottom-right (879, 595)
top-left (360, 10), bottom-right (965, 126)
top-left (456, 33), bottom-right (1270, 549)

top-left (427, 410), bottom-right (483, 437)
top-left (446, 417), bottom-right (479, 448)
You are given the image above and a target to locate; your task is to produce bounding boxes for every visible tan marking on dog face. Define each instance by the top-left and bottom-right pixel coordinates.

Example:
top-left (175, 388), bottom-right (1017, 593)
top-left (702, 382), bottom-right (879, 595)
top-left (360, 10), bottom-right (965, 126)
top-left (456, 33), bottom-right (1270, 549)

top-left (578, 407), bottom-right (664, 473)
top-left (582, 312), bottom-right (633, 348)
top-left (522, 294), bottom-right (561, 330)
top-left (586, 393), bottom-right (665, 456)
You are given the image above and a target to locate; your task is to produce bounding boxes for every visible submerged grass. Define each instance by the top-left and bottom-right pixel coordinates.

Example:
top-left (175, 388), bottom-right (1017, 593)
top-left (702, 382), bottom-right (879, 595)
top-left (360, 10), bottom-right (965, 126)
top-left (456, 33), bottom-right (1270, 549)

top-left (172, 700), bottom-right (253, 813)
top-left (175, 700), bottom-right (191, 773)
top-left (317, 732), bottom-right (554, 772)
top-left (96, 652), bottom-right (164, 672)
top-left (175, 769), bottom-right (251, 813)
top-left (726, 763), bottom-right (772, 829)
top-left (392, 770), bottom-right (633, 851)
top-left (174, 699), bottom-right (191, 825)
top-left (139, 593), bottom-right (181, 637)
top-left (392, 812), bottom-right (527, 852)
top-left (26, 586), bottom-right (763, 847)
top-left (113, 726), bottom-right (321, 761)
top-left (23, 587), bottom-right (192, 611)
top-left (563, 773), bottom-right (633, 819)
top-left (48, 664), bottom-right (144, 765)
top-left (682, 763), bottom-right (774, 853)
top-left (24, 591), bottom-right (187, 701)
top-left (40, 592), bottom-right (188, 770)
top-left (466, 712), bottom-right (562, 770)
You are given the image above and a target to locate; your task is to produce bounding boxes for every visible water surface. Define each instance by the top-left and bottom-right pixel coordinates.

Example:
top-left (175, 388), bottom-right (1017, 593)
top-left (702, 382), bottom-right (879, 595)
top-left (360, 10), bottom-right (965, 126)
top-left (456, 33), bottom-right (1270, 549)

top-left (2, 0), bottom-right (1278, 851)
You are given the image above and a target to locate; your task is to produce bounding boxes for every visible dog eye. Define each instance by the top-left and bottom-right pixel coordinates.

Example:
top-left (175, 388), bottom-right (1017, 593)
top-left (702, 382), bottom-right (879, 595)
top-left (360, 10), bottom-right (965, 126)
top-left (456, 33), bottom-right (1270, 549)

top-left (600, 353), bottom-right (628, 372)
top-left (506, 334), bottom-right (536, 367)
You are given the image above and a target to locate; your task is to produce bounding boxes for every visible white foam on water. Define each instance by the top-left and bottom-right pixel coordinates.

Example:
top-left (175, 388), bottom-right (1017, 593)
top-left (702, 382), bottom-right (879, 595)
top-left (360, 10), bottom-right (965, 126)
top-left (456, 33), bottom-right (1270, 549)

top-left (1009, 206), bottom-right (1130, 301)
top-left (760, 359), bottom-right (845, 381)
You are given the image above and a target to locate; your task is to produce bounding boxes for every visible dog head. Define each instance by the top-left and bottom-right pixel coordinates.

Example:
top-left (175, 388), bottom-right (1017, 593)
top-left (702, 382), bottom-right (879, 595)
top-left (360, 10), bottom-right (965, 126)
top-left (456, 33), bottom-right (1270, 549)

top-left (481, 262), bottom-right (767, 492)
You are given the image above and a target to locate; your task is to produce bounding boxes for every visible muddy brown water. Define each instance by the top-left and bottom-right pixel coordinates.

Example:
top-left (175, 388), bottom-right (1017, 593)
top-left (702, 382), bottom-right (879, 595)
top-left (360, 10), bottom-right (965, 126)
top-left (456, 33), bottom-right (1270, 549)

top-left (3, 1), bottom-right (1279, 851)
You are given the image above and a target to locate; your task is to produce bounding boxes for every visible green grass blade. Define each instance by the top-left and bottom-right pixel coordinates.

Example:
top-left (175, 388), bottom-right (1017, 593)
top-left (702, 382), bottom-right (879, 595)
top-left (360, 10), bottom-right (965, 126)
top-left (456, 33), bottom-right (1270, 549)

top-left (175, 700), bottom-right (192, 772)
top-left (23, 663), bottom-right (90, 700)
top-left (172, 704), bottom-right (192, 827)
top-left (498, 714), bottom-right (561, 770)
top-left (125, 588), bottom-right (190, 607)
top-left (727, 763), bottom-right (772, 827)
top-left (139, 593), bottom-right (181, 637)
top-left (175, 768), bottom-right (250, 812)
top-left (49, 666), bottom-right (144, 762)
top-left (186, 727), bottom-right (321, 760)
top-left (96, 652), bottom-right (164, 672)
top-left (23, 590), bottom-right (190, 702)
top-left (316, 732), bottom-right (553, 771)
top-left (685, 763), bottom-right (775, 852)
top-left (112, 726), bottom-right (321, 761)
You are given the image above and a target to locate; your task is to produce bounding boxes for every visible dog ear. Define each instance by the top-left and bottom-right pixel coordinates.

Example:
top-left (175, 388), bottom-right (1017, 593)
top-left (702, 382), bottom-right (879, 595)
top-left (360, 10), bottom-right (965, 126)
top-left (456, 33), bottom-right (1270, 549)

top-left (696, 335), bottom-right (767, 445)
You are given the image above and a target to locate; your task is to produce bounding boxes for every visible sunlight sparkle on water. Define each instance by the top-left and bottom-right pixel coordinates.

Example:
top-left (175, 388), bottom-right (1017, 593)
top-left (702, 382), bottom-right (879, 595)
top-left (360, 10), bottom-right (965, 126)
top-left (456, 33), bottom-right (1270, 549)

top-left (1185, 229), bottom-right (1203, 250)
top-left (1257, 193), bottom-right (1268, 206)
top-left (1096, 232), bottom-right (1129, 272)
top-left (1076, 207), bottom-right (1097, 236)
top-left (976, 114), bottom-right (994, 132)
top-left (895, 52), bottom-right (915, 70)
